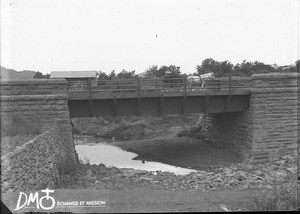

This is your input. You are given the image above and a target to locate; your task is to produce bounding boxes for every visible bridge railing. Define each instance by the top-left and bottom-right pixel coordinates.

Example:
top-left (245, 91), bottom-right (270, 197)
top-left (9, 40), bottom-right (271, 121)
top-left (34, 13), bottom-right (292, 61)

top-left (66, 76), bottom-right (251, 95)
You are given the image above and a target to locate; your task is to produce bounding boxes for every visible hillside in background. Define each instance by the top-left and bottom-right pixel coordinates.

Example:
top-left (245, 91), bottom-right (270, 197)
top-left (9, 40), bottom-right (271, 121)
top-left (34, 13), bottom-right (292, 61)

top-left (0, 66), bottom-right (36, 81)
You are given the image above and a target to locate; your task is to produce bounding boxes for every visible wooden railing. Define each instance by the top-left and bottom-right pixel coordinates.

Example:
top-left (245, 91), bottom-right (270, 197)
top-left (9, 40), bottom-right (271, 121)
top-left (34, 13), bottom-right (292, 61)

top-left (66, 76), bottom-right (252, 95)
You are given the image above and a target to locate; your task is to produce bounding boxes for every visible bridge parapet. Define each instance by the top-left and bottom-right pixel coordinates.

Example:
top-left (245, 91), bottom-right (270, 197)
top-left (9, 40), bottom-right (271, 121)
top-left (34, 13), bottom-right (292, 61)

top-left (0, 79), bottom-right (67, 95)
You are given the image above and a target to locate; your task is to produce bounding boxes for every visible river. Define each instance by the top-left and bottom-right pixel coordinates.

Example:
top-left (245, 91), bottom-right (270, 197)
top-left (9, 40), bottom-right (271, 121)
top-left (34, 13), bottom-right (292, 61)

top-left (75, 142), bottom-right (197, 175)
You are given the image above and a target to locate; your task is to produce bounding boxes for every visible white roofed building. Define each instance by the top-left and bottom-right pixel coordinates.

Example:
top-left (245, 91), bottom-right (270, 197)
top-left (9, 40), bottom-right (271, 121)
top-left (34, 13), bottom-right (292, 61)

top-left (50, 70), bottom-right (97, 79)
top-left (50, 71), bottom-right (97, 90)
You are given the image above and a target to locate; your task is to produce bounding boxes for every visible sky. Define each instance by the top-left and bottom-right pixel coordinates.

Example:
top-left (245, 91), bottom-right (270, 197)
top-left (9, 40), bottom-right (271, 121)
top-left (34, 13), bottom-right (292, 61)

top-left (1, 0), bottom-right (299, 74)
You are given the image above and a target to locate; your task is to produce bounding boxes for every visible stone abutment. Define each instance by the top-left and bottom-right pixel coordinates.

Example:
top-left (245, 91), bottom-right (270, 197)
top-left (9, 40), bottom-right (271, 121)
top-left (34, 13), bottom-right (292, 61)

top-left (0, 79), bottom-right (77, 162)
top-left (201, 73), bottom-right (299, 163)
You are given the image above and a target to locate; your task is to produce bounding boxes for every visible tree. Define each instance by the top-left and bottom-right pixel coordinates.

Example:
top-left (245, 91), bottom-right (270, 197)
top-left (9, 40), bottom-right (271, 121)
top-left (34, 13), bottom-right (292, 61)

top-left (233, 60), bottom-right (275, 76)
top-left (33, 71), bottom-right (50, 79)
top-left (144, 65), bottom-right (182, 78)
top-left (295, 60), bottom-right (300, 72)
top-left (116, 69), bottom-right (137, 79)
top-left (165, 65), bottom-right (181, 78)
top-left (196, 58), bottom-right (278, 77)
top-left (108, 70), bottom-right (116, 80)
top-left (97, 71), bottom-right (109, 80)
top-left (144, 65), bottom-right (159, 78)
top-left (196, 58), bottom-right (233, 77)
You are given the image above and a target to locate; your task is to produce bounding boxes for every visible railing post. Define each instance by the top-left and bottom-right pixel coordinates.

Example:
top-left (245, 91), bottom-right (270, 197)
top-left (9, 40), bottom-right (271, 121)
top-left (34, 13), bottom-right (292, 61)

top-left (226, 74), bottom-right (232, 112)
top-left (159, 94), bottom-right (164, 116)
top-left (88, 78), bottom-right (93, 117)
top-left (113, 96), bottom-right (117, 117)
top-left (136, 77), bottom-right (141, 116)
top-left (181, 77), bottom-right (187, 115)
top-left (137, 77), bottom-right (141, 96)
top-left (228, 74), bottom-right (232, 96)
top-left (183, 76), bottom-right (187, 96)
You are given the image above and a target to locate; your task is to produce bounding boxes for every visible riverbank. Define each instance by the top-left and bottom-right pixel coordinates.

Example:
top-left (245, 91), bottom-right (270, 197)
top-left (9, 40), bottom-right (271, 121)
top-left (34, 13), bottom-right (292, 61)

top-left (55, 147), bottom-right (299, 211)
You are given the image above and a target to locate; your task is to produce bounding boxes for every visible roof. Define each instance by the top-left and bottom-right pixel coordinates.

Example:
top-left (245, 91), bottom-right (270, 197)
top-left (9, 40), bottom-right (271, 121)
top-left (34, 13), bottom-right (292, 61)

top-left (137, 71), bottom-right (147, 77)
top-left (50, 71), bottom-right (97, 79)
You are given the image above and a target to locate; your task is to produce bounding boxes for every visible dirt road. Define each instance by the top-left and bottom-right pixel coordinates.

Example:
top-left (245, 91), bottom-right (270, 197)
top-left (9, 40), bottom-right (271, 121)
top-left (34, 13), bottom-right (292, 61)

top-left (2, 188), bottom-right (258, 213)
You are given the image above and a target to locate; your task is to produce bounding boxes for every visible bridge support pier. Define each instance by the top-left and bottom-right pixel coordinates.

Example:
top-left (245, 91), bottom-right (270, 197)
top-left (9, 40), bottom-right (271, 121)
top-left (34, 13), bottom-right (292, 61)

top-left (201, 73), bottom-right (299, 163)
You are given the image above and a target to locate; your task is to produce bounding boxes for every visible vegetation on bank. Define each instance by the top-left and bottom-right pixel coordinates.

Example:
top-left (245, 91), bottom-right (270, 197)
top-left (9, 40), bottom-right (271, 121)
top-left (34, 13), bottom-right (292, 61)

top-left (1, 112), bottom-right (45, 155)
top-left (1, 112), bottom-right (44, 137)
top-left (71, 114), bottom-right (201, 141)
top-left (246, 150), bottom-right (299, 211)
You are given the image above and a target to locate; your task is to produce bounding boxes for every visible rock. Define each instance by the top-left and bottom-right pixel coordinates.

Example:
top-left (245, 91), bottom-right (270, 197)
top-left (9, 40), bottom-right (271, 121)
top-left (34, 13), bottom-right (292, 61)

top-left (86, 169), bottom-right (93, 177)
top-left (223, 168), bottom-right (232, 176)
top-left (235, 171), bottom-right (246, 181)
top-left (121, 169), bottom-right (136, 177)
top-left (133, 170), bottom-right (148, 175)
top-left (139, 176), bottom-right (153, 182)
top-left (287, 167), bottom-right (296, 174)
top-left (244, 164), bottom-right (253, 170)
top-left (28, 178), bottom-right (35, 185)
top-left (3, 181), bottom-right (9, 190)
top-left (215, 177), bottom-right (222, 182)
top-left (254, 170), bottom-right (264, 176)
top-left (274, 160), bottom-right (285, 165)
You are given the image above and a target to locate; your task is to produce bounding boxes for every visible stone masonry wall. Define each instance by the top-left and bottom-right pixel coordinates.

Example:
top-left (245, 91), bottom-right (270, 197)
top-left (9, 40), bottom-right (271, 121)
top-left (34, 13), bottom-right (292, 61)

top-left (201, 73), bottom-right (299, 163)
top-left (250, 73), bottom-right (299, 162)
top-left (0, 79), bottom-right (76, 161)
top-left (1, 127), bottom-right (71, 193)
top-left (201, 111), bottom-right (253, 161)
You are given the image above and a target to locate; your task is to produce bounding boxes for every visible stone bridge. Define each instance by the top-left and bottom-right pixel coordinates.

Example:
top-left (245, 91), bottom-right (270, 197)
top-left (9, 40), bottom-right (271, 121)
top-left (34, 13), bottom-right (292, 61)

top-left (0, 73), bottom-right (298, 163)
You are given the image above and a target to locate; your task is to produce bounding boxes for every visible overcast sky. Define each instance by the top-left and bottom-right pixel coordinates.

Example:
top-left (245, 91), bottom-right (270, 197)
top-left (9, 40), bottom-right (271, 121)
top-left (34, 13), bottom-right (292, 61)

top-left (1, 0), bottom-right (299, 74)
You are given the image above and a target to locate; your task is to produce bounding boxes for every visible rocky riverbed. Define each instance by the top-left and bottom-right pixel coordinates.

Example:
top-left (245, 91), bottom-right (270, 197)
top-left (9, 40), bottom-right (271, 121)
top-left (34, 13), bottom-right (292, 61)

top-left (77, 150), bottom-right (298, 193)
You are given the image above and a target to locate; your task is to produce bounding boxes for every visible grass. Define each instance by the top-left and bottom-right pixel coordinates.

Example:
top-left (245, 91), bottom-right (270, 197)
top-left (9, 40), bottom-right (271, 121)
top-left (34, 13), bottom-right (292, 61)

top-left (248, 176), bottom-right (298, 211)
top-left (246, 151), bottom-right (299, 211)
top-left (54, 155), bottom-right (95, 189)
top-left (177, 124), bottom-right (205, 139)
top-left (71, 114), bottom-right (201, 141)
top-left (1, 112), bottom-right (44, 137)
top-left (1, 112), bottom-right (45, 155)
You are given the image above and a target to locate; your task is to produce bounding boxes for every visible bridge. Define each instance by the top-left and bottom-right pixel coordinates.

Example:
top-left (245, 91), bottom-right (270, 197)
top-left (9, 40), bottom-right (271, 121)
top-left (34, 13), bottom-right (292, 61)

top-left (67, 77), bottom-right (251, 117)
top-left (0, 73), bottom-right (297, 164)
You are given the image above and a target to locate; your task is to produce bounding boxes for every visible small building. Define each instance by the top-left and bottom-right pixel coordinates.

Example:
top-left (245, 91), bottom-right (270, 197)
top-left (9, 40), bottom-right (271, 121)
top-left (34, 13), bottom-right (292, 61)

top-left (50, 71), bottom-right (97, 90)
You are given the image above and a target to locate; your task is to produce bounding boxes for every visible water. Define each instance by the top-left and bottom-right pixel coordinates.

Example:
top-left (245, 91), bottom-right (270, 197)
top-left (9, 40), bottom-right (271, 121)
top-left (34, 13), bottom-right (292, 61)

top-left (75, 142), bottom-right (197, 175)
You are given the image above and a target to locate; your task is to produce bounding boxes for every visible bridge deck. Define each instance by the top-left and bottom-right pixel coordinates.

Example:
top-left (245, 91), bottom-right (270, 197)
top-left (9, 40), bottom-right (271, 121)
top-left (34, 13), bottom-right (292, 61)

top-left (66, 77), bottom-right (251, 117)
top-left (68, 89), bottom-right (250, 100)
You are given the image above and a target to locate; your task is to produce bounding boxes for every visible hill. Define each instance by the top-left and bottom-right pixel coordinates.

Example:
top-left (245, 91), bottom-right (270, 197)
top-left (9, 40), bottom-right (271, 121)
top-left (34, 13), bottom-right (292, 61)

top-left (0, 66), bottom-right (36, 81)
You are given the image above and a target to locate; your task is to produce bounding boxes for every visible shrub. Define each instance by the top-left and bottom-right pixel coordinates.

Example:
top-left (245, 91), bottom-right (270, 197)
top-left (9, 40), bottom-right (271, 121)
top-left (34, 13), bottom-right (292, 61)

top-left (177, 124), bottom-right (204, 139)
top-left (248, 177), bottom-right (298, 211)
top-left (247, 151), bottom-right (299, 211)
top-left (54, 155), bottom-right (91, 189)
